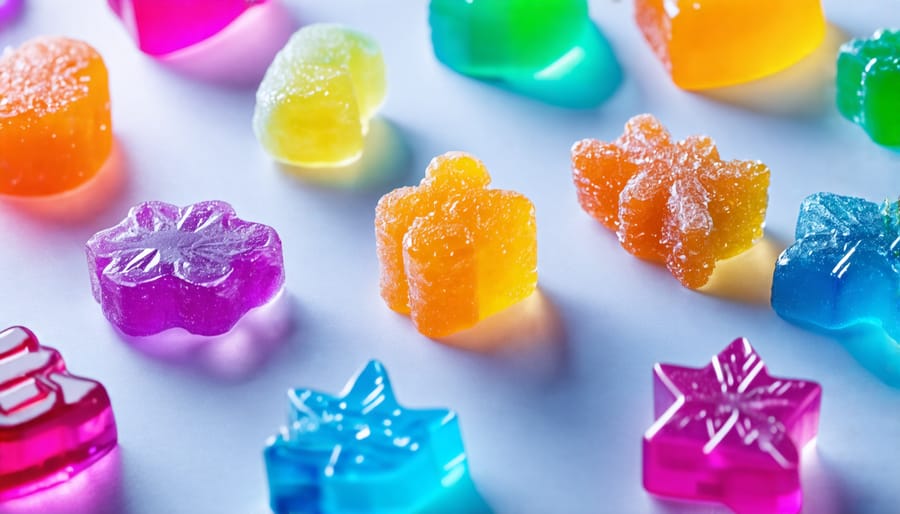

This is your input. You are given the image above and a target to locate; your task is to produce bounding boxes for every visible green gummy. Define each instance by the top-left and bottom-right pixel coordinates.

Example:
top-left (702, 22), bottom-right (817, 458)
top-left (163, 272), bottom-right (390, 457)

top-left (836, 29), bottom-right (900, 148)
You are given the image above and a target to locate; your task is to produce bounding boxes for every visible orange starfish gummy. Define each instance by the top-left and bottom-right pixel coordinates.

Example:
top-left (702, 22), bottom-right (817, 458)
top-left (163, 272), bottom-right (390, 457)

top-left (571, 114), bottom-right (770, 289)
top-left (0, 37), bottom-right (112, 196)
top-left (375, 152), bottom-right (537, 338)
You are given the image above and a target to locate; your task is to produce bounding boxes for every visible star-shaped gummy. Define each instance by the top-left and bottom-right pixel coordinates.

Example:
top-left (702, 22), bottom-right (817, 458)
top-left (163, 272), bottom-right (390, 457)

top-left (0, 326), bottom-right (117, 499)
top-left (571, 114), bottom-right (770, 288)
top-left (643, 338), bottom-right (821, 514)
top-left (773, 193), bottom-right (900, 343)
top-left (837, 29), bottom-right (900, 147)
top-left (264, 361), bottom-right (469, 514)
top-left (86, 201), bottom-right (285, 337)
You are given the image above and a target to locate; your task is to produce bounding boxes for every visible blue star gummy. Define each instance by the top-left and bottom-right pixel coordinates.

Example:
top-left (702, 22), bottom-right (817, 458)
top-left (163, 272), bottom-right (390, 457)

top-left (264, 361), bottom-right (469, 513)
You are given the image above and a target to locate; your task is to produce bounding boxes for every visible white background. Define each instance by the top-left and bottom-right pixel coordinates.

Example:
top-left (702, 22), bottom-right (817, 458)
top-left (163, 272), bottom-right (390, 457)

top-left (1, 1), bottom-right (899, 513)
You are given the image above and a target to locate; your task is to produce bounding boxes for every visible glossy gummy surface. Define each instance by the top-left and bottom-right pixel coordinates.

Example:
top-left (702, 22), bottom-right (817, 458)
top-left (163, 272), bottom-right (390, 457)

top-left (635, 0), bottom-right (826, 89)
top-left (253, 24), bottom-right (386, 168)
top-left (85, 201), bottom-right (285, 337)
top-left (837, 29), bottom-right (900, 147)
top-left (643, 338), bottom-right (822, 514)
top-left (107, 0), bottom-right (266, 56)
top-left (0, 36), bottom-right (111, 196)
top-left (571, 114), bottom-right (770, 288)
top-left (0, 326), bottom-right (117, 499)
top-left (264, 360), bottom-right (468, 514)
top-left (375, 152), bottom-right (537, 338)
top-left (429, 0), bottom-right (620, 108)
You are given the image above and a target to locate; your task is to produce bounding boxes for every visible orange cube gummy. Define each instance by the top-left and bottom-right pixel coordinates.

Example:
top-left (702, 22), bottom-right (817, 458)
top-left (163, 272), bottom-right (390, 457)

top-left (375, 152), bottom-right (537, 338)
top-left (0, 37), bottom-right (112, 196)
top-left (571, 114), bottom-right (770, 289)
top-left (635, 0), bottom-right (825, 89)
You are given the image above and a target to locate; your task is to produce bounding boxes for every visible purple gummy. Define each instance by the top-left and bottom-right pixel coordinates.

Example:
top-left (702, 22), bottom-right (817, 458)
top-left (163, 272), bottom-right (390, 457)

top-left (86, 201), bottom-right (285, 337)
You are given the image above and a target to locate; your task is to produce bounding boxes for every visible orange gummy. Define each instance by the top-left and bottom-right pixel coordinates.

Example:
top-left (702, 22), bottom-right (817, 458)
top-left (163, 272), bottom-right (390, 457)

top-left (375, 152), bottom-right (537, 338)
top-left (636, 0), bottom-right (825, 90)
top-left (571, 114), bottom-right (770, 289)
top-left (0, 37), bottom-right (112, 196)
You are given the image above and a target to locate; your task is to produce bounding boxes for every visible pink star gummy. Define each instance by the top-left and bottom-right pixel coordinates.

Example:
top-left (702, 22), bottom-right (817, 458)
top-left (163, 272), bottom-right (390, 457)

top-left (86, 201), bottom-right (285, 337)
top-left (643, 338), bottom-right (821, 514)
top-left (0, 326), bottom-right (117, 499)
top-left (107, 0), bottom-right (266, 56)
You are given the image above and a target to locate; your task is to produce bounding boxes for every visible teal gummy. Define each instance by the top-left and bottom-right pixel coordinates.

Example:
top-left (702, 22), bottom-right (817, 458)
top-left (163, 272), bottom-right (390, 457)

top-left (772, 193), bottom-right (900, 384)
top-left (264, 361), bottom-right (470, 514)
top-left (429, 0), bottom-right (621, 108)
top-left (836, 29), bottom-right (900, 147)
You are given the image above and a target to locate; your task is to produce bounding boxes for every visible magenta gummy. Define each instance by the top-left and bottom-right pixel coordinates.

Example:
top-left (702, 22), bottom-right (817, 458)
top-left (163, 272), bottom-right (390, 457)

top-left (86, 201), bottom-right (285, 337)
top-left (643, 338), bottom-right (822, 514)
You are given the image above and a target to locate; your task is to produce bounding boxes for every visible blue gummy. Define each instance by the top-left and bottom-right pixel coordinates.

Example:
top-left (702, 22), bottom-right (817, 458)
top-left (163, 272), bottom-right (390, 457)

top-left (772, 192), bottom-right (900, 381)
top-left (264, 361), bottom-right (469, 514)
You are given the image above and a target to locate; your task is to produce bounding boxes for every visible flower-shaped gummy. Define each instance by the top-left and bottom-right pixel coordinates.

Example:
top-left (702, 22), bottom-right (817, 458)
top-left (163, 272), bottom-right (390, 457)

top-left (571, 114), bottom-right (770, 288)
top-left (0, 326), bottom-right (117, 499)
top-left (86, 201), bottom-right (285, 336)
top-left (644, 338), bottom-right (822, 514)
top-left (264, 360), bottom-right (469, 514)
top-left (837, 29), bottom-right (900, 147)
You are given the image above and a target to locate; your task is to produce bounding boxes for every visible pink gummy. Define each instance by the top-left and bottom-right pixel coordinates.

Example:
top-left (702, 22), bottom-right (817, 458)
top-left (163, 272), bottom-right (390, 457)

top-left (108, 0), bottom-right (267, 55)
top-left (0, 326), bottom-right (117, 499)
top-left (643, 338), bottom-right (822, 514)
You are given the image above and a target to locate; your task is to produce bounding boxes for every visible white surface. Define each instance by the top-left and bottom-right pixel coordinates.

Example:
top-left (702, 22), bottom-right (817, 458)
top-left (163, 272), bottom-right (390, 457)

top-left (1, 1), bottom-right (900, 513)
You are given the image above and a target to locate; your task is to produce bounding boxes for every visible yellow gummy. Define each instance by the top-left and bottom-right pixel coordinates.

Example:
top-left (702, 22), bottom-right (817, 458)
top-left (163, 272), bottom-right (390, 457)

top-left (253, 24), bottom-right (386, 167)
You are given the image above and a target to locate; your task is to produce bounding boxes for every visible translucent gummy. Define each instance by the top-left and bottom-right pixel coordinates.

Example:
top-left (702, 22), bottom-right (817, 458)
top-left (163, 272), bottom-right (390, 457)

top-left (643, 338), bottom-right (822, 514)
top-left (0, 326), bottom-right (117, 499)
top-left (264, 361), bottom-right (469, 514)
top-left (836, 29), bottom-right (900, 147)
top-left (85, 201), bottom-right (285, 337)
top-left (571, 114), bottom-right (770, 288)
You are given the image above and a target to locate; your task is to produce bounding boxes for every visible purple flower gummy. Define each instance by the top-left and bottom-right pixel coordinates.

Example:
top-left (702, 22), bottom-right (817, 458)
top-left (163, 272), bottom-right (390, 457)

top-left (86, 201), bottom-right (285, 336)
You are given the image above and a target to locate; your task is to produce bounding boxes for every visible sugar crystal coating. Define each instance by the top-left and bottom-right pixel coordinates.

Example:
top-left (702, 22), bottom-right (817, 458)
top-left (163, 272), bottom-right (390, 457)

top-left (107, 0), bottom-right (266, 56)
top-left (773, 193), bottom-right (900, 344)
top-left (86, 201), bottom-right (285, 337)
top-left (837, 29), bottom-right (900, 147)
top-left (636, 0), bottom-right (826, 89)
top-left (375, 152), bottom-right (537, 338)
top-left (0, 326), bottom-right (117, 499)
top-left (264, 360), bottom-right (469, 514)
top-left (644, 338), bottom-right (822, 514)
top-left (253, 24), bottom-right (386, 167)
top-left (571, 114), bottom-right (770, 288)
top-left (0, 37), bottom-right (111, 196)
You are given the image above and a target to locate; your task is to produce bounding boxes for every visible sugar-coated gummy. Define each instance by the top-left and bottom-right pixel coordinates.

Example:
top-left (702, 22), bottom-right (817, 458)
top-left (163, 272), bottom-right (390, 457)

top-left (264, 360), bottom-right (469, 514)
top-left (86, 201), bottom-right (285, 337)
top-left (644, 338), bottom-right (821, 514)
top-left (375, 152), bottom-right (538, 338)
top-left (0, 326), bottom-right (117, 499)
top-left (571, 114), bottom-right (770, 288)
top-left (635, 0), bottom-right (825, 89)
top-left (107, 0), bottom-right (266, 55)
top-left (428, 0), bottom-right (620, 108)
top-left (0, 37), bottom-right (111, 196)
top-left (837, 29), bottom-right (900, 147)
top-left (773, 193), bottom-right (900, 343)
top-left (253, 24), bottom-right (386, 168)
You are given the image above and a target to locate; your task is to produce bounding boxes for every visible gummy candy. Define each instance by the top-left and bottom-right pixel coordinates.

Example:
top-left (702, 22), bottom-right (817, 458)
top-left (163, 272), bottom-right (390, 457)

top-left (772, 193), bottom-right (900, 345)
top-left (837, 29), bottom-right (900, 147)
top-left (253, 24), bottom-right (386, 168)
top-left (429, 0), bottom-right (621, 108)
top-left (108, 0), bottom-right (266, 56)
top-left (644, 338), bottom-right (821, 514)
top-left (375, 152), bottom-right (537, 338)
top-left (635, 0), bottom-right (826, 89)
top-left (0, 326), bottom-right (117, 499)
top-left (264, 360), bottom-right (469, 514)
top-left (0, 37), bottom-right (112, 196)
top-left (571, 114), bottom-right (770, 288)
top-left (0, 0), bottom-right (22, 25)
top-left (86, 201), bottom-right (285, 337)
